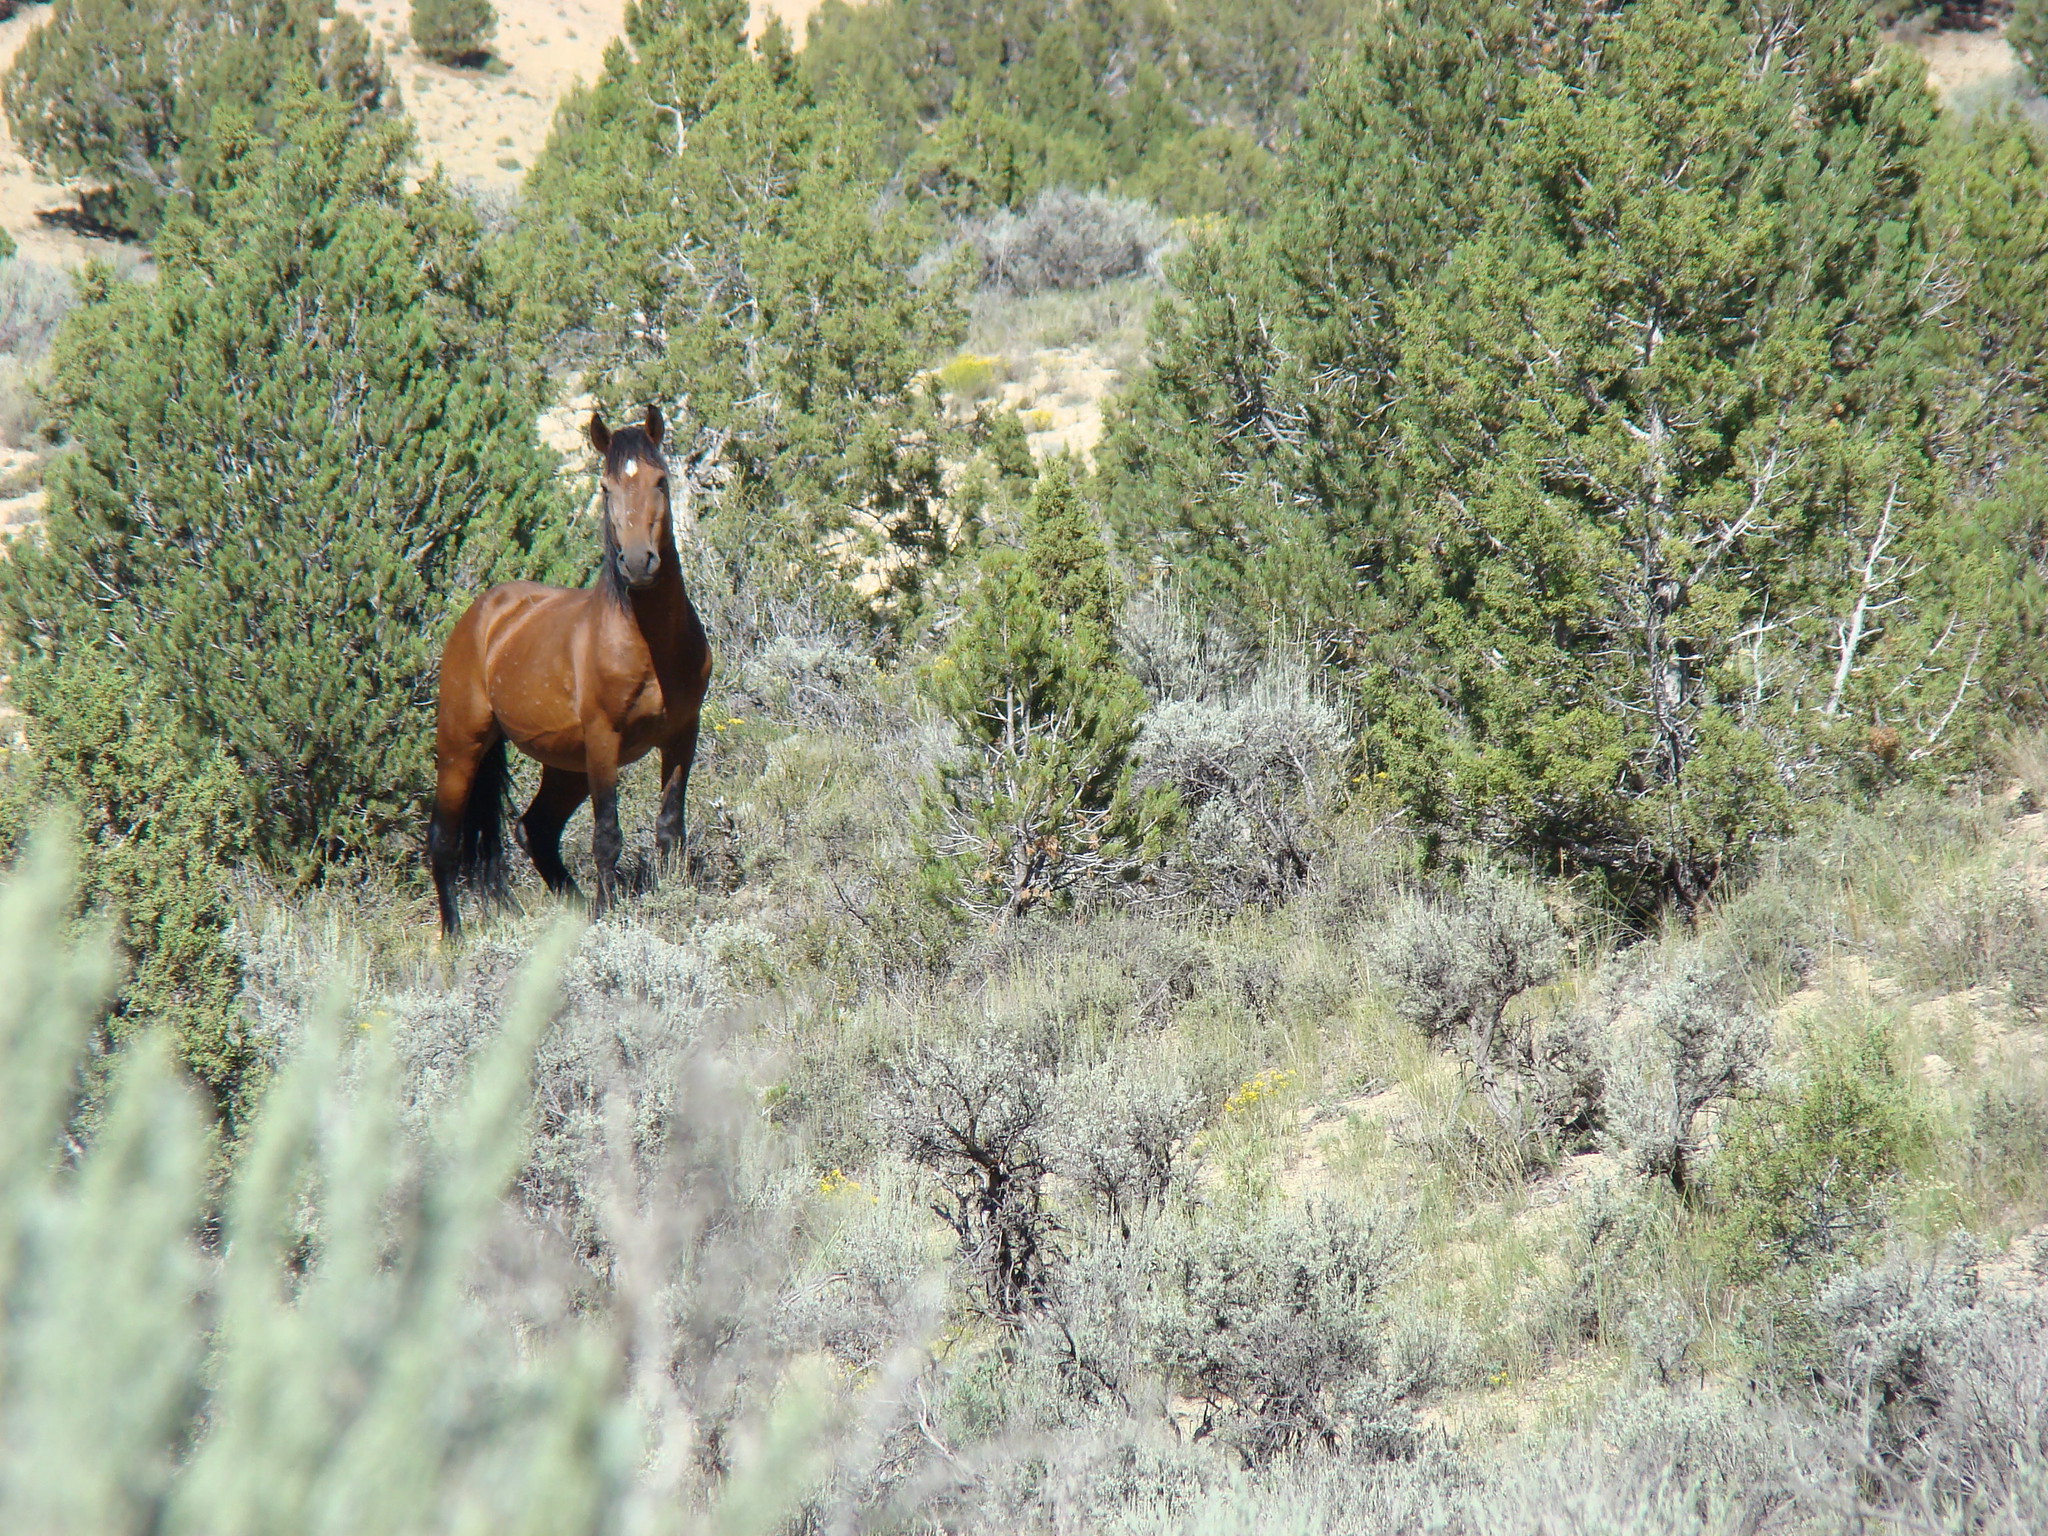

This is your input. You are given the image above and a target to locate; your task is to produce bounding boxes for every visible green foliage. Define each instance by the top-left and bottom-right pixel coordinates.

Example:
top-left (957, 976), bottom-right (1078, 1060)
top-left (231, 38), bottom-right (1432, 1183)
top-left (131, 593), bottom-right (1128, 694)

top-left (1, 0), bottom-right (391, 239)
top-left (0, 90), bottom-right (570, 882)
top-left (410, 0), bottom-right (498, 65)
top-left (922, 462), bottom-right (1167, 919)
top-left (799, 0), bottom-right (1333, 215)
top-left (0, 661), bottom-right (250, 1120)
top-left (1710, 1016), bottom-right (1930, 1281)
top-left (1021, 456), bottom-right (1121, 643)
top-left (514, 0), bottom-right (966, 612)
top-left (1107, 0), bottom-right (2027, 910)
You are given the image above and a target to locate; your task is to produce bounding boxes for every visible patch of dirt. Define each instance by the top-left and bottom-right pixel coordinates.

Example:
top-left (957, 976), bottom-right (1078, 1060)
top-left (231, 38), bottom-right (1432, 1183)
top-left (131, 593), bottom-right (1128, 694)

top-left (990, 346), bottom-right (1123, 463)
top-left (1907, 23), bottom-right (2027, 102)
top-left (340, 0), bottom-right (623, 192)
top-left (341, 0), bottom-right (837, 192)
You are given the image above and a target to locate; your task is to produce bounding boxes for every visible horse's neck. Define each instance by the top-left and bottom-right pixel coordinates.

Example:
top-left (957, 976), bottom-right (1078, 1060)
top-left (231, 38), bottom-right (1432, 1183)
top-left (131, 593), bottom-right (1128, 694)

top-left (625, 545), bottom-right (699, 655)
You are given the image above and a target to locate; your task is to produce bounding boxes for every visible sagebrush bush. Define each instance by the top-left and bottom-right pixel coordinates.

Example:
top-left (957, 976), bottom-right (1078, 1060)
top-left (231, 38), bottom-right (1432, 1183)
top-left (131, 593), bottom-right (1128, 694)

top-left (1904, 865), bottom-right (2048, 1010)
top-left (1366, 874), bottom-right (1585, 1162)
top-left (1135, 646), bottom-right (1349, 910)
top-left (1597, 956), bottom-right (1768, 1197)
top-left (962, 187), bottom-right (1174, 294)
top-left (0, 259), bottom-right (75, 359)
top-left (883, 1030), bottom-right (1061, 1319)
top-left (0, 835), bottom-right (894, 1535)
top-left (1150, 1199), bottom-right (1412, 1465)
top-left (1050, 1048), bottom-right (1201, 1240)
top-left (1799, 1244), bottom-right (2048, 1528)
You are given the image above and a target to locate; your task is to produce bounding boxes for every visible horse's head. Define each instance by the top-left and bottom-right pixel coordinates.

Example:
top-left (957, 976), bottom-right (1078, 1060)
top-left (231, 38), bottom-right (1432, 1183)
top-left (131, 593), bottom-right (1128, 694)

top-left (589, 405), bottom-right (676, 589)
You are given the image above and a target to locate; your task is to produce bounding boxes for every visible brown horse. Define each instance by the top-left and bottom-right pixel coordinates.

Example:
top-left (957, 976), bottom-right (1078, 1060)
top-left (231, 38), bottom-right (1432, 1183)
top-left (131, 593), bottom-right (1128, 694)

top-left (429, 405), bottom-right (711, 938)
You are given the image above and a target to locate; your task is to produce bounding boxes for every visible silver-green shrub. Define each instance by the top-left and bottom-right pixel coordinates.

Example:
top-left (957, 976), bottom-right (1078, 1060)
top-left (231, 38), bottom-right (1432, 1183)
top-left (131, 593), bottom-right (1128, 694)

top-left (1148, 1200), bottom-right (1412, 1466)
top-left (1050, 1047), bottom-right (1202, 1241)
top-left (1597, 955), bottom-right (1769, 1197)
top-left (962, 187), bottom-right (1174, 294)
top-left (1135, 649), bottom-right (1348, 910)
top-left (0, 257), bottom-right (75, 359)
top-left (1366, 874), bottom-right (1587, 1163)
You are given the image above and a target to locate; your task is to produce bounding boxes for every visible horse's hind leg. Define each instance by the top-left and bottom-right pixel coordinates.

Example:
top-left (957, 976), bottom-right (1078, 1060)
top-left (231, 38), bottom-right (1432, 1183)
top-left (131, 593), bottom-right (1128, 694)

top-left (520, 766), bottom-right (588, 896)
top-left (430, 739), bottom-right (488, 940)
top-left (430, 611), bottom-right (498, 941)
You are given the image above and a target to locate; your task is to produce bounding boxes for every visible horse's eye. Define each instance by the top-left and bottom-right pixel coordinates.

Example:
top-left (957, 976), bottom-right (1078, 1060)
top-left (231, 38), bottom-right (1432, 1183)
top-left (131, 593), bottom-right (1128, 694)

top-left (655, 477), bottom-right (668, 494)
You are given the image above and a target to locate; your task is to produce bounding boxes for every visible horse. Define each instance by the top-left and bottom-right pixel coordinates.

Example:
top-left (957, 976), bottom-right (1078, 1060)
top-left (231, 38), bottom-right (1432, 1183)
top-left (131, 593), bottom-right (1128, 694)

top-left (428, 404), bottom-right (712, 938)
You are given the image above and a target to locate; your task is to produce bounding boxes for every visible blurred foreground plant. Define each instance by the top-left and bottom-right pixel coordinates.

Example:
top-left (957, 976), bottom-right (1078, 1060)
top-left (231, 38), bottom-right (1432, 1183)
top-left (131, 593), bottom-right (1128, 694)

top-left (0, 829), bottom-right (850, 1536)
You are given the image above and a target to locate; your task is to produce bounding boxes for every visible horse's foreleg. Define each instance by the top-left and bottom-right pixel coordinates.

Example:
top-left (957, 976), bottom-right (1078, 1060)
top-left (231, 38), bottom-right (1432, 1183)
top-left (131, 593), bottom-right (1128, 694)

top-left (520, 766), bottom-right (589, 896)
top-left (655, 720), bottom-right (700, 879)
top-left (585, 729), bottom-right (624, 919)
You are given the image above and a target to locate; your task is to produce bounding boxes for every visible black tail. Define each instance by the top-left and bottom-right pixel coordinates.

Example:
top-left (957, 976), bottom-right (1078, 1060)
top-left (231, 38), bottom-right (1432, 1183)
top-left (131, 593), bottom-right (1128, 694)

top-left (459, 736), bottom-right (513, 902)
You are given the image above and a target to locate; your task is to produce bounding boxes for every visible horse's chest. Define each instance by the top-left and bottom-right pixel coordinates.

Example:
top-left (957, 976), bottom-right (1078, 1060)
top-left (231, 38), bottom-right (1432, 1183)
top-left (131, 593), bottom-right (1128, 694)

top-left (624, 678), bottom-right (671, 733)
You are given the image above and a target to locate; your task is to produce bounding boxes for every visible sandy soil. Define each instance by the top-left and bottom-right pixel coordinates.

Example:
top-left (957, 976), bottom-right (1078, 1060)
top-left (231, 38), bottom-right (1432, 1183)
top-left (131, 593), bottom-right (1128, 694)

top-left (1911, 25), bottom-right (2026, 102)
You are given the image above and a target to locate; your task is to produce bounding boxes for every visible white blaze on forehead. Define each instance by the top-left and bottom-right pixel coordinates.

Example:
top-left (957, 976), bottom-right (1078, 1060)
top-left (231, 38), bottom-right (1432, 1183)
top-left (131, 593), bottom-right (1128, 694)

top-left (622, 458), bottom-right (640, 479)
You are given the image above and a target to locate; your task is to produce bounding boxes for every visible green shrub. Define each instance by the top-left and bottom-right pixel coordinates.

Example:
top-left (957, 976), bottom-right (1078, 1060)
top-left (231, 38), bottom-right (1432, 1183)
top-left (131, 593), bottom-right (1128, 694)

top-left (1709, 1017), bottom-right (1930, 1281)
top-left (922, 462), bottom-right (1172, 920)
top-left (1, 0), bottom-right (390, 238)
top-left (411, 0), bottom-right (497, 65)
top-left (0, 660), bottom-right (251, 1122)
top-left (0, 90), bottom-right (569, 882)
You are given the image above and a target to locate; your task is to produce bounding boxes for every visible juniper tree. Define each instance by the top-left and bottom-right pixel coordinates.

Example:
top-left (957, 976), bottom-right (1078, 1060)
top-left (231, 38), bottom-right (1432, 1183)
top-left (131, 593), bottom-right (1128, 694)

top-left (0, 662), bottom-right (251, 1122)
top-left (1101, 0), bottom-right (1552, 641)
top-left (923, 464), bottom-right (1170, 920)
top-left (2013, 0), bottom-right (2048, 95)
top-left (0, 90), bottom-right (570, 885)
top-left (1107, 0), bottom-right (2020, 910)
top-left (799, 0), bottom-right (1309, 215)
top-left (1, 0), bottom-right (390, 238)
top-left (411, 0), bottom-right (498, 65)
top-left (515, 0), bottom-right (967, 610)
top-left (1379, 0), bottom-right (1966, 909)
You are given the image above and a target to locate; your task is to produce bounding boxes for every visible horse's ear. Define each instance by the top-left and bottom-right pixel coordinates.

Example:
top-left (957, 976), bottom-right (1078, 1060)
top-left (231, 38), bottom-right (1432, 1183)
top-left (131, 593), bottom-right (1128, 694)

top-left (588, 412), bottom-right (611, 455)
top-left (644, 403), bottom-right (664, 448)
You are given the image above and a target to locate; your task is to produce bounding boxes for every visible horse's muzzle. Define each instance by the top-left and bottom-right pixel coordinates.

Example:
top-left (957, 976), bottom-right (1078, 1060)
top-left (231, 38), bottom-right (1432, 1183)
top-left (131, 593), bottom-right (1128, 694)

top-left (623, 549), bottom-right (662, 587)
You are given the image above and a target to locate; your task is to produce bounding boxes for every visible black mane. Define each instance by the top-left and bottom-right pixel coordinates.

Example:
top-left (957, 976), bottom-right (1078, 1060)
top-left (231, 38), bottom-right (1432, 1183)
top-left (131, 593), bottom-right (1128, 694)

top-left (596, 424), bottom-right (668, 609)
